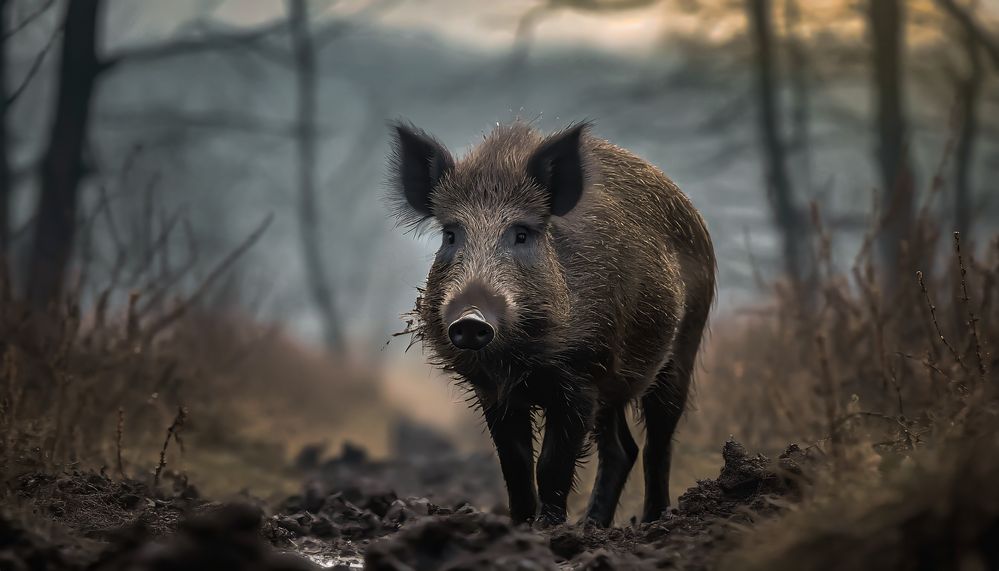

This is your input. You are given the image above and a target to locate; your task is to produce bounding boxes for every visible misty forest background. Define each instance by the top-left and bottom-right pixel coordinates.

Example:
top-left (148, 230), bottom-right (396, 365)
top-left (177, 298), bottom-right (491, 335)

top-left (2, 0), bottom-right (999, 502)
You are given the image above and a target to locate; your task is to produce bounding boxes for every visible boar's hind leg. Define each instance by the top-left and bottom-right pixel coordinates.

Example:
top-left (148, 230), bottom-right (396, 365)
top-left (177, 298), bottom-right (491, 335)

top-left (641, 305), bottom-right (709, 523)
top-left (484, 404), bottom-right (538, 524)
top-left (584, 404), bottom-right (638, 527)
top-left (535, 397), bottom-right (594, 527)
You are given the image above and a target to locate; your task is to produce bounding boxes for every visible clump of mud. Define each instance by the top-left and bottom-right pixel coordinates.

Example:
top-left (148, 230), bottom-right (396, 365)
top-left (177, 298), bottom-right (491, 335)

top-left (1, 439), bottom-right (805, 570)
top-left (355, 440), bottom-right (808, 570)
top-left (366, 512), bottom-right (557, 570)
top-left (0, 513), bottom-right (76, 571)
top-left (2, 470), bottom-right (316, 570)
top-left (93, 504), bottom-right (315, 571)
top-left (272, 441), bottom-right (504, 567)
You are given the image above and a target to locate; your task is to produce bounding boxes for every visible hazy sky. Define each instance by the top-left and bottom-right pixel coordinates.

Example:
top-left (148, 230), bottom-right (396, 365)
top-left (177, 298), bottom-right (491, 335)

top-left (107, 0), bottom-right (732, 56)
top-left (106, 0), bottom-right (999, 61)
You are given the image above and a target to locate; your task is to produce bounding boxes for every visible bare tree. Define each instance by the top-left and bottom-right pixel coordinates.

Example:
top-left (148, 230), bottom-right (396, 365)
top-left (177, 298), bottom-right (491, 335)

top-left (27, 0), bottom-right (103, 306)
top-left (783, 0), bottom-right (812, 193)
top-left (936, 0), bottom-right (997, 241)
top-left (746, 0), bottom-right (807, 284)
top-left (0, 0), bottom-right (10, 259)
top-left (952, 17), bottom-right (983, 240)
top-left (867, 0), bottom-right (916, 283)
top-left (288, 0), bottom-right (344, 352)
top-left (23, 2), bottom-right (286, 306)
top-left (935, 0), bottom-right (999, 73)
top-left (0, 0), bottom-right (59, 260)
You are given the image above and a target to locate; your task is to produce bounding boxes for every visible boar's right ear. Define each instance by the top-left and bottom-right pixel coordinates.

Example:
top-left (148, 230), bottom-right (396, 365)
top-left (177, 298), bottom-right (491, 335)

top-left (527, 123), bottom-right (588, 217)
top-left (390, 122), bottom-right (455, 218)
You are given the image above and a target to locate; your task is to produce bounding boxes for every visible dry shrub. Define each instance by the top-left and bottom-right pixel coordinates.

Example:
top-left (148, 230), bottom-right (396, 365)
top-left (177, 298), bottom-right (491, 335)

top-left (683, 140), bottom-right (999, 566)
top-left (0, 187), bottom-right (385, 498)
top-left (0, 283), bottom-right (384, 489)
top-left (719, 414), bottom-right (999, 571)
top-left (688, 197), bottom-right (998, 457)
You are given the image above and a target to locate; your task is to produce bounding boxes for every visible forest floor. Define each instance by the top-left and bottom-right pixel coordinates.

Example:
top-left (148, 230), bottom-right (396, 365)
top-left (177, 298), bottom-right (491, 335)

top-left (0, 432), bottom-right (807, 571)
top-left (6, 207), bottom-right (999, 570)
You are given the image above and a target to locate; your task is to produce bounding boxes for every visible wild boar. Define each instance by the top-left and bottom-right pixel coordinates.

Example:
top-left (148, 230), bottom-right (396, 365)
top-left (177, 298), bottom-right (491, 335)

top-left (388, 121), bottom-right (715, 527)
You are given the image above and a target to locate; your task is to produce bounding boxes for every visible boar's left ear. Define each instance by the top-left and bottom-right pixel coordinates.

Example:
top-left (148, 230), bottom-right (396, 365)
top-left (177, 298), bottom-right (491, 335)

top-left (390, 122), bottom-right (455, 218)
top-left (526, 123), bottom-right (588, 217)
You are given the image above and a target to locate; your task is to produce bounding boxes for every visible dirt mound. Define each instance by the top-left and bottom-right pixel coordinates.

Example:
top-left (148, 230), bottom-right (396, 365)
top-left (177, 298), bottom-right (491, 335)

top-left (93, 504), bottom-right (316, 571)
top-left (356, 440), bottom-right (807, 570)
top-left (365, 512), bottom-right (557, 570)
top-left (0, 440), bottom-right (805, 570)
top-left (3, 470), bottom-right (315, 570)
top-left (0, 514), bottom-right (77, 571)
top-left (272, 473), bottom-right (492, 566)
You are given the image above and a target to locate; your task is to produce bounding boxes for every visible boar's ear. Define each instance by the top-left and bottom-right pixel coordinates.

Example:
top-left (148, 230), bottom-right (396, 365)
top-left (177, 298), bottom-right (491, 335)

top-left (526, 123), bottom-right (588, 217)
top-left (390, 122), bottom-right (455, 218)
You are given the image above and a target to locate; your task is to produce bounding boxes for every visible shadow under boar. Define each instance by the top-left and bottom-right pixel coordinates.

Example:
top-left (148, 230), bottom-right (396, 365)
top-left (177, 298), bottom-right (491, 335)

top-left (388, 121), bottom-right (715, 527)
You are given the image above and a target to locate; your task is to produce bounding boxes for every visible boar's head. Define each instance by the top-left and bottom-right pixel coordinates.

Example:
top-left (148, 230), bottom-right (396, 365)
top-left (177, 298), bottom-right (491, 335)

top-left (389, 122), bottom-right (591, 375)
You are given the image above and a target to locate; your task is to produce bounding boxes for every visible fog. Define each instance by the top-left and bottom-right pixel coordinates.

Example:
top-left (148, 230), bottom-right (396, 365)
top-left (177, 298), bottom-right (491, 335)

top-left (6, 0), bottom-right (997, 352)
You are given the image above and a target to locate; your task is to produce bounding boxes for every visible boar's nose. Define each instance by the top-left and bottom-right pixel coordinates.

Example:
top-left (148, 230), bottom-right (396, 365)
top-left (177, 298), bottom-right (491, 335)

top-left (448, 308), bottom-right (495, 350)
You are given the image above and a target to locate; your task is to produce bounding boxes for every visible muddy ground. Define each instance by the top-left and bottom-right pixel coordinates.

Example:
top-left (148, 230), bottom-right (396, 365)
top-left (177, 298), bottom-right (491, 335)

top-left (0, 437), bottom-right (807, 571)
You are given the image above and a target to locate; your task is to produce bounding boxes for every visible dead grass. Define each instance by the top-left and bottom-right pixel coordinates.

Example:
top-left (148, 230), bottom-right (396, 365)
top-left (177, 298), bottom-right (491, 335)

top-left (719, 417), bottom-right (999, 571)
top-left (678, 140), bottom-right (999, 567)
top-left (0, 184), bottom-right (391, 502)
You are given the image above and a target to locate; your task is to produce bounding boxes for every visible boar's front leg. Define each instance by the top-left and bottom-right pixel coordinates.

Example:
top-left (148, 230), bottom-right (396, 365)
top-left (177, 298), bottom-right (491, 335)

top-left (483, 402), bottom-right (538, 524)
top-left (535, 395), bottom-right (594, 527)
top-left (584, 404), bottom-right (638, 527)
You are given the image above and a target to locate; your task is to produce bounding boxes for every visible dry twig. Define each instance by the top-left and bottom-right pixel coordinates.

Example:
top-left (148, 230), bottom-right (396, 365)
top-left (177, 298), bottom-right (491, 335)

top-left (154, 406), bottom-right (187, 487)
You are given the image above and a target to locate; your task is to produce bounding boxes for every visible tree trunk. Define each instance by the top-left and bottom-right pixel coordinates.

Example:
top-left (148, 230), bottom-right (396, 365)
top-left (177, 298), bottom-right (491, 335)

top-left (947, 3), bottom-right (984, 241)
top-left (747, 0), bottom-right (806, 284)
top-left (0, 0), bottom-right (10, 259)
top-left (26, 0), bottom-right (103, 306)
top-left (288, 0), bottom-right (344, 352)
top-left (867, 0), bottom-right (915, 282)
top-left (783, 0), bottom-right (811, 193)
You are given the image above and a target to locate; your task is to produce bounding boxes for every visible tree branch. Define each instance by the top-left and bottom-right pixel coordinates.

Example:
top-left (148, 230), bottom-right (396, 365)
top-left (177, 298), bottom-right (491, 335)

top-left (97, 108), bottom-right (323, 138)
top-left (142, 213), bottom-right (273, 344)
top-left (289, 0), bottom-right (344, 352)
top-left (99, 20), bottom-right (286, 73)
top-left (936, 0), bottom-right (999, 72)
top-left (3, 0), bottom-right (56, 40)
top-left (6, 22), bottom-right (61, 106)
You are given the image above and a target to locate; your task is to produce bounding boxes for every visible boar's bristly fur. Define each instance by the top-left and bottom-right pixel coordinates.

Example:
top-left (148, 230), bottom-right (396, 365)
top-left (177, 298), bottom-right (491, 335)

top-left (388, 121), bottom-right (715, 527)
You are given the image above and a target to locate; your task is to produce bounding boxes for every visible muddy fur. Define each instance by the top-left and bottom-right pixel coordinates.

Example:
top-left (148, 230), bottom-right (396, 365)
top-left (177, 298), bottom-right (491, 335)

top-left (390, 121), bottom-right (716, 526)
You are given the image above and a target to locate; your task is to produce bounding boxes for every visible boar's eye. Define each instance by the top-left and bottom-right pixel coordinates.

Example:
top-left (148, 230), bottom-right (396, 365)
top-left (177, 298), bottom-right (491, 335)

top-left (444, 230), bottom-right (456, 245)
top-left (511, 226), bottom-right (532, 247)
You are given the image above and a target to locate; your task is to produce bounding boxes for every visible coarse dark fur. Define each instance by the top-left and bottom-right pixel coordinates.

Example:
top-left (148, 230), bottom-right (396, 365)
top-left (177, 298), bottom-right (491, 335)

top-left (388, 121), bottom-right (715, 527)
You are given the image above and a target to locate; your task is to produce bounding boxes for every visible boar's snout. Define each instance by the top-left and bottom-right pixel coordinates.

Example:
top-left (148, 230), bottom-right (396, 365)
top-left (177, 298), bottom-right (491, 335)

top-left (447, 308), bottom-right (495, 350)
top-left (443, 281), bottom-right (507, 351)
